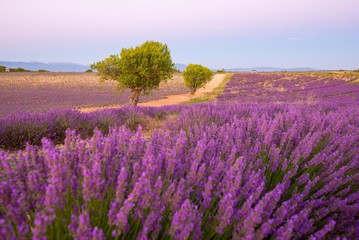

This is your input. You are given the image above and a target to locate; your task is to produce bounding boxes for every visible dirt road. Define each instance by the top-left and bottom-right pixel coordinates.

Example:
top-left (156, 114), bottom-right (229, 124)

top-left (79, 74), bottom-right (226, 112)
top-left (139, 74), bottom-right (226, 107)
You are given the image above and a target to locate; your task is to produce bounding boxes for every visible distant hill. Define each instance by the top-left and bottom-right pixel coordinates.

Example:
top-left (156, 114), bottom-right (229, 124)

top-left (174, 63), bottom-right (187, 72)
top-left (175, 63), bottom-right (216, 72)
top-left (1, 61), bottom-right (188, 73)
top-left (0, 61), bottom-right (324, 73)
top-left (225, 67), bottom-right (322, 72)
top-left (175, 64), bottom-right (322, 72)
top-left (0, 61), bottom-right (90, 72)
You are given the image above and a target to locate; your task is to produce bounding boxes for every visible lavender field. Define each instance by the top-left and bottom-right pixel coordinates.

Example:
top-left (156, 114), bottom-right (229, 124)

top-left (0, 72), bottom-right (188, 116)
top-left (218, 72), bottom-right (359, 104)
top-left (1, 73), bottom-right (359, 239)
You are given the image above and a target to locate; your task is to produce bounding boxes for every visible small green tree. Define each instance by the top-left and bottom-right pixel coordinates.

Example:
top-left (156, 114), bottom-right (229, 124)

top-left (183, 64), bottom-right (214, 94)
top-left (0, 66), bottom-right (6, 72)
top-left (91, 41), bottom-right (174, 105)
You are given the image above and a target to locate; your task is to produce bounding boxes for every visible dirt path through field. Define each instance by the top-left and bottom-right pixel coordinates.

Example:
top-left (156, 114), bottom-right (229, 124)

top-left (79, 74), bottom-right (226, 112)
top-left (139, 74), bottom-right (226, 107)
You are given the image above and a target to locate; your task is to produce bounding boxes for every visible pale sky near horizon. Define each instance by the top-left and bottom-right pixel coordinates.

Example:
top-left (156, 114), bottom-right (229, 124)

top-left (1, 0), bottom-right (358, 69)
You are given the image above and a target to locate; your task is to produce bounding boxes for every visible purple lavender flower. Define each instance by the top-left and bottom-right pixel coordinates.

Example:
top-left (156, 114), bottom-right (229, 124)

top-left (81, 153), bottom-right (105, 202)
top-left (202, 176), bottom-right (213, 209)
top-left (169, 199), bottom-right (199, 240)
top-left (215, 192), bottom-right (235, 234)
top-left (137, 184), bottom-right (165, 240)
top-left (69, 212), bottom-right (105, 240)
top-left (309, 220), bottom-right (336, 240)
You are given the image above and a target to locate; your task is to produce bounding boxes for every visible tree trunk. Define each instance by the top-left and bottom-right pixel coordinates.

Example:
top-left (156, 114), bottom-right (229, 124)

top-left (190, 88), bottom-right (196, 95)
top-left (129, 89), bottom-right (142, 106)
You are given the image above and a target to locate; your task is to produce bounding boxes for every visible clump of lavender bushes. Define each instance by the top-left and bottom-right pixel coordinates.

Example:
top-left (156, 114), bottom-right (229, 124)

top-left (1, 103), bottom-right (358, 239)
top-left (0, 106), bottom-right (184, 150)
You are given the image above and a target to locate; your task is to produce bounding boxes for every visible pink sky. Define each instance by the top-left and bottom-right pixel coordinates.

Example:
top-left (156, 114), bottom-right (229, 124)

top-left (1, 0), bottom-right (358, 69)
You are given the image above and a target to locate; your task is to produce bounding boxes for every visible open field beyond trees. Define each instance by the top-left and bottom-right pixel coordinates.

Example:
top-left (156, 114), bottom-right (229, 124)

top-left (0, 72), bottom-right (189, 116)
top-left (1, 72), bottom-right (359, 239)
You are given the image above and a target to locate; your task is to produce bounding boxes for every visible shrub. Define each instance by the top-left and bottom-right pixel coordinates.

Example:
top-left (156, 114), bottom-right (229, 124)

top-left (9, 67), bottom-right (31, 72)
top-left (216, 68), bottom-right (226, 73)
top-left (183, 64), bottom-right (214, 94)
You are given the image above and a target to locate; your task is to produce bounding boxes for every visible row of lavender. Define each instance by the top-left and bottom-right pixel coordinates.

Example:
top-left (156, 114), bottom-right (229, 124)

top-left (218, 73), bottom-right (359, 104)
top-left (1, 103), bottom-right (358, 239)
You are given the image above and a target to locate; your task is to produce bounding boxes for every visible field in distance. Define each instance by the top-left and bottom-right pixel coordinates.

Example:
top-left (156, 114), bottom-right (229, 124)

top-left (0, 72), bottom-right (189, 116)
top-left (218, 71), bottom-right (359, 104)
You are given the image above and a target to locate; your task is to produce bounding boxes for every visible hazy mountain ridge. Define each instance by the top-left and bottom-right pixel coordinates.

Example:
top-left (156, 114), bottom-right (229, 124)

top-left (225, 67), bottom-right (323, 72)
top-left (0, 61), bottom-right (90, 72)
top-left (174, 63), bottom-right (187, 72)
top-left (176, 64), bottom-right (323, 72)
top-left (1, 61), bottom-right (324, 73)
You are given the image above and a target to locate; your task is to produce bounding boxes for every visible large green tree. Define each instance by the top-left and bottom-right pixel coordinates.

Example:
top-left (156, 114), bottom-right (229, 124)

top-left (183, 64), bottom-right (213, 94)
top-left (91, 41), bottom-right (174, 106)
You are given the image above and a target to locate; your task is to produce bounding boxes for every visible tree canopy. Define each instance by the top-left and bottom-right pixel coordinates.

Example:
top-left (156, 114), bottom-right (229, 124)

top-left (183, 64), bottom-right (214, 94)
top-left (91, 41), bottom-right (174, 105)
top-left (91, 54), bottom-right (122, 81)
